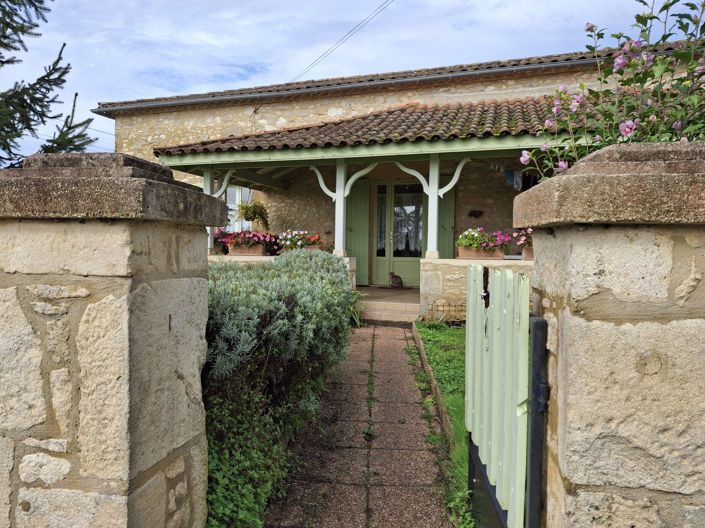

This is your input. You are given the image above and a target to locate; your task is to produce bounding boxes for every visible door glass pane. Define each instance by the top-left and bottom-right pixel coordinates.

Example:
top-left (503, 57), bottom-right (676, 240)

top-left (376, 185), bottom-right (386, 257)
top-left (393, 183), bottom-right (423, 258)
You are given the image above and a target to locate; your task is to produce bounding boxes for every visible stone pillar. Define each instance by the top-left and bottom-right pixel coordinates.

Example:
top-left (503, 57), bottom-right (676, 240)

top-left (0, 154), bottom-right (227, 528)
top-left (514, 143), bottom-right (705, 528)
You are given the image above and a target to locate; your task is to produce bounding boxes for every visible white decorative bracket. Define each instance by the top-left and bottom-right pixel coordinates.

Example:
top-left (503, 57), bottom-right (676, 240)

top-left (344, 163), bottom-right (378, 197)
top-left (393, 162), bottom-right (430, 194)
top-left (212, 169), bottom-right (234, 198)
top-left (310, 165), bottom-right (336, 201)
top-left (439, 157), bottom-right (470, 198)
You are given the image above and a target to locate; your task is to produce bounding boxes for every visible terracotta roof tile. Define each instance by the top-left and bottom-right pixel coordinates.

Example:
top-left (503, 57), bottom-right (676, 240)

top-left (154, 97), bottom-right (551, 157)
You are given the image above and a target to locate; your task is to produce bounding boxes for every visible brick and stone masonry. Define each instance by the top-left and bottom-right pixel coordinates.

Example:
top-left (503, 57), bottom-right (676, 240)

top-left (514, 143), bottom-right (705, 527)
top-left (0, 154), bottom-right (227, 528)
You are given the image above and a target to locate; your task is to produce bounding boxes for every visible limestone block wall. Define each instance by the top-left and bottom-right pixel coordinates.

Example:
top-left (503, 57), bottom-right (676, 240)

top-left (111, 69), bottom-right (601, 186)
top-left (514, 144), bottom-right (705, 528)
top-left (0, 154), bottom-right (228, 528)
top-left (453, 159), bottom-right (520, 250)
top-left (420, 258), bottom-right (533, 320)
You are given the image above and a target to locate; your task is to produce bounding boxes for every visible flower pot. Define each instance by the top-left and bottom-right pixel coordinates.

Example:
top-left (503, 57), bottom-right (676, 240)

top-left (457, 247), bottom-right (505, 260)
top-left (228, 245), bottom-right (267, 256)
top-left (210, 246), bottom-right (228, 255)
top-left (522, 246), bottom-right (534, 260)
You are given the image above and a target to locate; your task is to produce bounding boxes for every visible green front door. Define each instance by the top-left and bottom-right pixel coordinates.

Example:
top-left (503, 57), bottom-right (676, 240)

top-left (345, 179), bottom-right (370, 285)
top-left (372, 182), bottom-right (425, 287)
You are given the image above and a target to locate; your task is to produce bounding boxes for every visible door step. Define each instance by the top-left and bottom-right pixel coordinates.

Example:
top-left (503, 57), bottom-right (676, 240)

top-left (358, 301), bottom-right (420, 323)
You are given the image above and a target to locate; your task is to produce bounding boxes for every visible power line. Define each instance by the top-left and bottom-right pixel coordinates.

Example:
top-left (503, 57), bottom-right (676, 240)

top-left (290, 0), bottom-right (395, 83)
top-left (88, 127), bottom-right (115, 137)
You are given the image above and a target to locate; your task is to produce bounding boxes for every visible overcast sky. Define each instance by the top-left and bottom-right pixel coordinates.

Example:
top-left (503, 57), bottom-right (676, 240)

top-left (7, 0), bottom-right (642, 154)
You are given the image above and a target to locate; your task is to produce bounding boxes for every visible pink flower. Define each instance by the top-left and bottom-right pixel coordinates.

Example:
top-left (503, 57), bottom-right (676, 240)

top-left (540, 142), bottom-right (548, 152)
top-left (619, 119), bottom-right (638, 137)
top-left (584, 22), bottom-right (597, 32)
top-left (544, 119), bottom-right (554, 128)
top-left (593, 135), bottom-right (602, 142)
top-left (527, 228), bottom-right (533, 234)
top-left (556, 160), bottom-right (569, 172)
top-left (558, 85), bottom-right (568, 92)
top-left (520, 150), bottom-right (531, 165)
top-left (513, 232), bottom-right (518, 237)
top-left (613, 54), bottom-right (627, 72)
top-left (672, 120), bottom-right (683, 131)
top-left (641, 52), bottom-right (654, 68)
top-left (478, 227), bottom-right (484, 231)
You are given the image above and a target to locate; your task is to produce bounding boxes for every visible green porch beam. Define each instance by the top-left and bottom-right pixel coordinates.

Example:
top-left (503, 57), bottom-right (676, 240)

top-left (229, 169), bottom-right (286, 189)
top-left (158, 134), bottom-right (548, 172)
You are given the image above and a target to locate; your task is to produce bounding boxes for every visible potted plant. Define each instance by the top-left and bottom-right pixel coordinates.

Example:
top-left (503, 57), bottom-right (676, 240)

top-left (277, 230), bottom-right (325, 252)
top-left (512, 228), bottom-right (533, 260)
top-left (221, 230), bottom-right (278, 256)
top-left (212, 228), bottom-right (231, 255)
top-left (455, 227), bottom-right (510, 259)
top-left (235, 201), bottom-right (270, 231)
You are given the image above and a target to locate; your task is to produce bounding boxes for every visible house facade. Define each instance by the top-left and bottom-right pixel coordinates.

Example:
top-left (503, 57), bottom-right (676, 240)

top-left (93, 49), bottom-right (604, 291)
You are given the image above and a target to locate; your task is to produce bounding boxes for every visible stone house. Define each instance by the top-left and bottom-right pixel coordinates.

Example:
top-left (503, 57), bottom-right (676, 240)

top-left (93, 48), bottom-right (604, 289)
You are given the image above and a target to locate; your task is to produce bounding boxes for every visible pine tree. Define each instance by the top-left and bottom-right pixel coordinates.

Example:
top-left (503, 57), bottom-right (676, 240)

top-left (0, 0), bottom-right (95, 167)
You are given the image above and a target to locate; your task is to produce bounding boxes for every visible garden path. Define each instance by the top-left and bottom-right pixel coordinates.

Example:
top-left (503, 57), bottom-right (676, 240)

top-left (266, 324), bottom-right (451, 528)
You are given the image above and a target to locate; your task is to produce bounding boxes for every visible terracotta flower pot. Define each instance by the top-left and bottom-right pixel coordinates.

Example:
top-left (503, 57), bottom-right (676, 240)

top-left (228, 245), bottom-right (267, 256)
top-left (457, 247), bottom-right (505, 259)
top-left (522, 246), bottom-right (534, 260)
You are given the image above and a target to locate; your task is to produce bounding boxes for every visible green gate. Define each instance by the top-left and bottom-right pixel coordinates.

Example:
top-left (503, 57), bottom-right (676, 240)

top-left (466, 264), bottom-right (530, 528)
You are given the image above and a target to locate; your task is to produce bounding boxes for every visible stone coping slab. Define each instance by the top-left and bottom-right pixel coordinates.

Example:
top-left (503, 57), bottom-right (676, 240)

top-left (514, 143), bottom-right (705, 228)
top-left (0, 153), bottom-right (227, 226)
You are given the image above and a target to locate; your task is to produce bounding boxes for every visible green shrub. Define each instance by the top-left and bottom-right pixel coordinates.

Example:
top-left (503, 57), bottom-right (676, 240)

top-left (204, 251), bottom-right (355, 527)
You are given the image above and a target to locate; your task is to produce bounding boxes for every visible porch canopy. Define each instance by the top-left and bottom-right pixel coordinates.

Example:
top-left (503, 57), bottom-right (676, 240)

top-left (154, 98), bottom-right (551, 258)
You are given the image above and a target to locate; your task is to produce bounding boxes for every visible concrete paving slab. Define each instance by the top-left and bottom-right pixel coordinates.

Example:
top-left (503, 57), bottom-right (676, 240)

top-left (296, 447), bottom-right (368, 485)
top-left (369, 448), bottom-right (439, 486)
top-left (369, 485), bottom-right (451, 528)
top-left (277, 482), bottom-right (367, 528)
top-left (370, 422), bottom-right (433, 450)
top-left (372, 401), bottom-right (427, 425)
top-left (374, 376), bottom-right (421, 403)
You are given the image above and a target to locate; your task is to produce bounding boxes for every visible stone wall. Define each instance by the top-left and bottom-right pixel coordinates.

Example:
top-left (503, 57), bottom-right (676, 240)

top-left (112, 69), bottom-right (601, 186)
top-left (514, 143), bottom-right (705, 527)
top-left (420, 258), bottom-right (533, 320)
top-left (453, 158), bottom-right (520, 251)
top-left (0, 154), bottom-right (228, 528)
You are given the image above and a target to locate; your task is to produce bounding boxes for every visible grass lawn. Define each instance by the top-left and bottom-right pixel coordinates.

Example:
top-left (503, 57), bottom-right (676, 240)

top-left (414, 321), bottom-right (474, 528)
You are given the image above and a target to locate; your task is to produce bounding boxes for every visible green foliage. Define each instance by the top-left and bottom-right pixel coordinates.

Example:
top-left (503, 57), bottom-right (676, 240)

top-left (416, 322), bottom-right (466, 397)
top-left (205, 251), bottom-right (355, 527)
top-left (235, 200), bottom-right (270, 231)
top-left (1, 0), bottom-right (95, 167)
top-left (206, 251), bottom-right (354, 383)
top-left (415, 322), bottom-right (473, 527)
top-left (206, 393), bottom-right (289, 528)
top-left (523, 0), bottom-right (705, 179)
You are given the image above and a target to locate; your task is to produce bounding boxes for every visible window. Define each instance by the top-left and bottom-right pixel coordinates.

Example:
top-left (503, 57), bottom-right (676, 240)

top-left (226, 186), bottom-right (253, 232)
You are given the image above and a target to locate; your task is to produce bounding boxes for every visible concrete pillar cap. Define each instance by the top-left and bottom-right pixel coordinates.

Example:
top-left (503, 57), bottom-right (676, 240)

top-left (0, 153), bottom-right (228, 226)
top-left (513, 143), bottom-right (705, 228)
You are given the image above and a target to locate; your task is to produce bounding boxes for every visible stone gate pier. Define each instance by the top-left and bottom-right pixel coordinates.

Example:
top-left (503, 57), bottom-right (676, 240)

top-left (0, 154), bottom-right (227, 528)
top-left (515, 143), bottom-right (705, 527)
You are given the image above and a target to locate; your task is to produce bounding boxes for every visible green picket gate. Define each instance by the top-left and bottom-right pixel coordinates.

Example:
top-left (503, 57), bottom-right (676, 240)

top-left (466, 264), bottom-right (531, 528)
